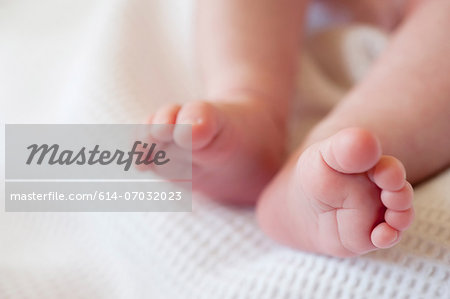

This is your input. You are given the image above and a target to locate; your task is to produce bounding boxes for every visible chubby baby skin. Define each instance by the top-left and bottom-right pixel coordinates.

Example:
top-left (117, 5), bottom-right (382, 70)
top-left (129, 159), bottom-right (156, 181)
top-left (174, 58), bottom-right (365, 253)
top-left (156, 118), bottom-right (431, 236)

top-left (149, 0), bottom-right (450, 257)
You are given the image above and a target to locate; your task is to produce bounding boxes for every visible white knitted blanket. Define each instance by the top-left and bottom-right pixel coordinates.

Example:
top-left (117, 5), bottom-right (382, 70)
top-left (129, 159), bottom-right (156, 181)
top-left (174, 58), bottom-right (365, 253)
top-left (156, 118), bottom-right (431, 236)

top-left (1, 1), bottom-right (449, 298)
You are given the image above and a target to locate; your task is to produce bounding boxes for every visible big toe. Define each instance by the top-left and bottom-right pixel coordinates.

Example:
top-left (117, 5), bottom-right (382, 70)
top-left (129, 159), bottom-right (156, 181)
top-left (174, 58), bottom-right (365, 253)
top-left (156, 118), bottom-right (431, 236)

top-left (174, 101), bottom-right (224, 150)
top-left (320, 127), bottom-right (382, 174)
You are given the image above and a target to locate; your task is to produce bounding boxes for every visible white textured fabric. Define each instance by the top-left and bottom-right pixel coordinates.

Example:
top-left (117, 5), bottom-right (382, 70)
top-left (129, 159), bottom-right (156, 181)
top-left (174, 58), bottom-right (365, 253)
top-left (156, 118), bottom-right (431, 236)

top-left (1, 1), bottom-right (449, 298)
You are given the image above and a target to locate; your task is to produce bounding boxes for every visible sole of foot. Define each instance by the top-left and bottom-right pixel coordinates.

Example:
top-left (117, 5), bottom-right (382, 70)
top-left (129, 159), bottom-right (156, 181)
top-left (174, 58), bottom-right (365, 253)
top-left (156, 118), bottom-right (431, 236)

top-left (257, 128), bottom-right (414, 257)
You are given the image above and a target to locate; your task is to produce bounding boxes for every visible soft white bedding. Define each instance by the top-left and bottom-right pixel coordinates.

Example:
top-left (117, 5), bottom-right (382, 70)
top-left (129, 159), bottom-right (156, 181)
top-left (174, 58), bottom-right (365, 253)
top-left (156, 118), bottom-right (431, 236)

top-left (1, 1), bottom-right (449, 298)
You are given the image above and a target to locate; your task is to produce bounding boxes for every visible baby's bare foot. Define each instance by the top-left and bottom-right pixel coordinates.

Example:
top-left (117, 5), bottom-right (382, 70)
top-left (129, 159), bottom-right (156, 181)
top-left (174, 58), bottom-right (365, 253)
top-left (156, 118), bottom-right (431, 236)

top-left (257, 128), bottom-right (414, 257)
top-left (148, 99), bottom-right (285, 204)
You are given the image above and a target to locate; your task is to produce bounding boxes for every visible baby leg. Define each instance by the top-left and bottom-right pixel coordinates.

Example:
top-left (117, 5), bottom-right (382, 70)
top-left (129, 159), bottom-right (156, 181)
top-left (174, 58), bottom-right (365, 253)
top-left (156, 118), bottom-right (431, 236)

top-left (149, 0), bottom-right (307, 203)
top-left (257, 0), bottom-right (450, 256)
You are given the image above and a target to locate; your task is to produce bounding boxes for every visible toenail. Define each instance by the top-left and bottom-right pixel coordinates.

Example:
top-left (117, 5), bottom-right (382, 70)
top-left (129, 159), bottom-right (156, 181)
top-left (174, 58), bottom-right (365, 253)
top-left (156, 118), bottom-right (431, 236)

top-left (180, 116), bottom-right (203, 125)
top-left (390, 230), bottom-right (399, 244)
top-left (194, 117), bottom-right (204, 125)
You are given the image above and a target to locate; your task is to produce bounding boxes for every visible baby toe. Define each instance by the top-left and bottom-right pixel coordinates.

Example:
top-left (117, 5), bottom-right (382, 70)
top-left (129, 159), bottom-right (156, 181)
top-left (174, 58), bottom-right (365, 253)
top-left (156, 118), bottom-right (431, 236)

top-left (175, 101), bottom-right (223, 150)
top-left (320, 128), bottom-right (381, 174)
top-left (152, 104), bottom-right (181, 124)
top-left (369, 156), bottom-right (406, 191)
top-left (381, 182), bottom-right (414, 211)
top-left (371, 222), bottom-right (400, 249)
top-left (151, 104), bottom-right (181, 142)
top-left (385, 208), bottom-right (414, 231)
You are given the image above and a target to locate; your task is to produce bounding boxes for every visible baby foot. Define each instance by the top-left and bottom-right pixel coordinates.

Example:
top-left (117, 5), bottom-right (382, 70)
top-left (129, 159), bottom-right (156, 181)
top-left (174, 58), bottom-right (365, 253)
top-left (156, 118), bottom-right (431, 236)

top-left (257, 128), bottom-right (414, 257)
top-left (147, 98), bottom-right (285, 204)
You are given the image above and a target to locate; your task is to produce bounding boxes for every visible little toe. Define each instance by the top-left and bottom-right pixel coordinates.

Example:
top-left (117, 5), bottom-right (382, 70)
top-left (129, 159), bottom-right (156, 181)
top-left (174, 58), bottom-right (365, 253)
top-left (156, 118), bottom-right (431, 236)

top-left (371, 222), bottom-right (399, 248)
top-left (385, 208), bottom-right (414, 231)
top-left (381, 182), bottom-right (414, 211)
top-left (319, 128), bottom-right (381, 174)
top-left (174, 101), bottom-right (223, 150)
top-left (152, 104), bottom-right (181, 124)
top-left (151, 104), bottom-right (181, 142)
top-left (369, 156), bottom-right (406, 191)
